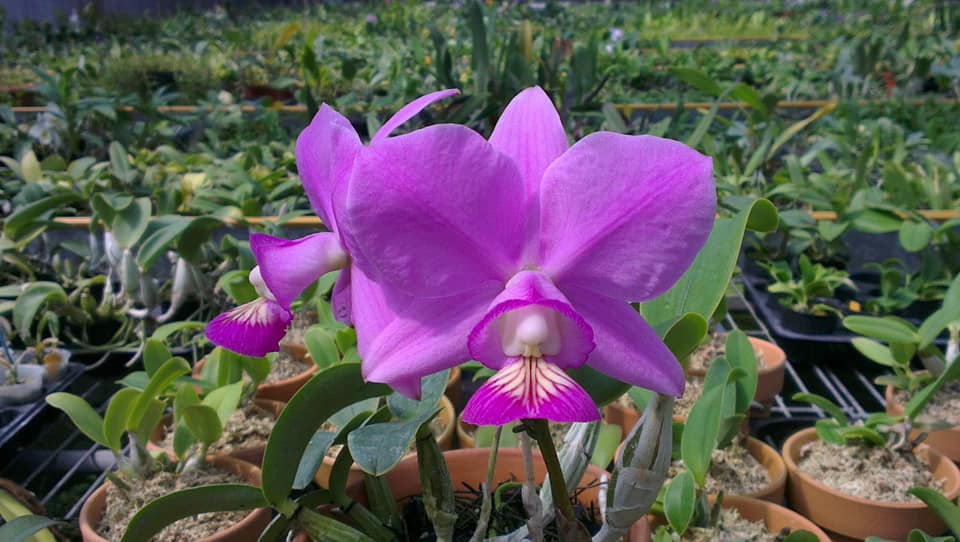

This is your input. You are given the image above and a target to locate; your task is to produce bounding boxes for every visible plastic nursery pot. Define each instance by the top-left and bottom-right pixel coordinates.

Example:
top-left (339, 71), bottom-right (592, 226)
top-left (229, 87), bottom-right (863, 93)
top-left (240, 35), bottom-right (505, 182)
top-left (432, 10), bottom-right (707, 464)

top-left (193, 356), bottom-right (318, 403)
top-left (885, 382), bottom-right (960, 462)
top-left (613, 436), bottom-right (786, 504)
top-left (0, 365), bottom-right (45, 406)
top-left (782, 426), bottom-right (960, 540)
top-left (78, 455), bottom-right (272, 542)
top-left (343, 447), bottom-right (650, 541)
top-left (634, 495), bottom-right (831, 542)
top-left (686, 337), bottom-right (786, 414)
top-left (777, 308), bottom-right (838, 335)
top-left (314, 395), bottom-right (457, 488)
top-left (149, 399), bottom-right (286, 467)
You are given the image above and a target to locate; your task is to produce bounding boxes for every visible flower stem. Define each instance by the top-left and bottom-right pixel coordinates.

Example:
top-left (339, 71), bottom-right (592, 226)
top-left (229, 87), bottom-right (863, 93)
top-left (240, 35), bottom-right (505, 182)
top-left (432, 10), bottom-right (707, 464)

top-left (470, 425), bottom-right (502, 542)
top-left (525, 418), bottom-right (574, 522)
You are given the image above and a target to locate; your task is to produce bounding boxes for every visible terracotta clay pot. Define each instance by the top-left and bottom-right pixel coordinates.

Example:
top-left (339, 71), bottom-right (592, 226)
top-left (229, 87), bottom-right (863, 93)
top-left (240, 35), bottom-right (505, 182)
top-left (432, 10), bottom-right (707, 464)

top-left (886, 382), bottom-right (960, 462)
top-left (686, 337), bottom-right (786, 415)
top-left (782, 426), bottom-right (960, 540)
top-left (194, 356), bottom-right (318, 403)
top-left (278, 338), bottom-right (308, 362)
top-left (314, 395), bottom-right (457, 488)
top-left (343, 448), bottom-right (649, 540)
top-left (78, 455), bottom-right (271, 542)
top-left (634, 495), bottom-right (830, 541)
top-left (150, 399), bottom-right (285, 467)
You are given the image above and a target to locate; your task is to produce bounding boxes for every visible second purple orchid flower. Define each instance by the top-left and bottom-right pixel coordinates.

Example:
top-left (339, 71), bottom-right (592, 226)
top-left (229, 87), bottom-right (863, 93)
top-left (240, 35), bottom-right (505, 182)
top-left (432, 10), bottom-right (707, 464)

top-left (341, 87), bottom-right (716, 425)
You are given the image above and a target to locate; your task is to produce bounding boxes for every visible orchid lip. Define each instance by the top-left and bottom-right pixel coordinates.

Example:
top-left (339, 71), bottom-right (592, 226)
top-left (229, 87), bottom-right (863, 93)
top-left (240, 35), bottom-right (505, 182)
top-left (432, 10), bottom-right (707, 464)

top-left (461, 353), bottom-right (599, 425)
top-left (205, 297), bottom-right (293, 358)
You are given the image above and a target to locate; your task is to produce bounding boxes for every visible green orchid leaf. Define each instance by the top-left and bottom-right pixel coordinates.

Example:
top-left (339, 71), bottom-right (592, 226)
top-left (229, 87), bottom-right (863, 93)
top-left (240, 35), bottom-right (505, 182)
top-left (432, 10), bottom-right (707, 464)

top-left (387, 369), bottom-right (449, 420)
top-left (261, 363), bottom-right (391, 505)
top-left (103, 389), bottom-right (141, 452)
top-left (182, 404), bottom-right (223, 446)
top-left (682, 359), bottom-right (742, 488)
top-left (348, 408), bottom-right (440, 477)
top-left (4, 193), bottom-right (83, 241)
top-left (13, 282), bottom-right (67, 338)
top-left (142, 339), bottom-right (171, 378)
top-left (111, 197), bottom-right (152, 249)
top-left (642, 199), bottom-right (777, 328)
top-left (908, 487), bottom-right (960, 537)
top-left (45, 393), bottom-right (108, 448)
top-left (725, 330), bottom-right (757, 415)
top-left (304, 326), bottom-right (339, 369)
top-left (202, 381), bottom-right (244, 425)
top-left (843, 315), bottom-right (918, 345)
top-left (851, 337), bottom-right (899, 368)
top-left (905, 359), bottom-right (960, 420)
top-left (792, 393), bottom-right (848, 425)
top-left (899, 221), bottom-right (933, 253)
top-left (130, 357), bottom-right (190, 427)
top-left (119, 484), bottom-right (266, 542)
top-left (783, 532), bottom-right (821, 542)
top-left (0, 514), bottom-right (63, 542)
top-left (664, 470), bottom-right (695, 535)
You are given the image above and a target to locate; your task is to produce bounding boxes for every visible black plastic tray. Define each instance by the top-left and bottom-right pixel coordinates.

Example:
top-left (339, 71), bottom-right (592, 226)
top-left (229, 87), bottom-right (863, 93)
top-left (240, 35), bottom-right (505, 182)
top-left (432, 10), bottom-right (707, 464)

top-left (0, 363), bottom-right (85, 465)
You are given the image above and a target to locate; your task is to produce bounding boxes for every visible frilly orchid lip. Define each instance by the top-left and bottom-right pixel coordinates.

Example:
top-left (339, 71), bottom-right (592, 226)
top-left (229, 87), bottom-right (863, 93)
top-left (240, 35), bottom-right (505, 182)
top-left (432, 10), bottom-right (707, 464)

top-left (206, 90), bottom-right (459, 360)
top-left (344, 85), bottom-right (715, 424)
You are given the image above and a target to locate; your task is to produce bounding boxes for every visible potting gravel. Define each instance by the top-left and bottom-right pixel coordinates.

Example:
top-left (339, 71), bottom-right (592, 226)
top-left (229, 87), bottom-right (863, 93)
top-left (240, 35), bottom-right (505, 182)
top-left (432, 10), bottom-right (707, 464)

top-left (670, 439), bottom-right (770, 496)
top-left (263, 350), bottom-right (311, 384)
top-left (681, 507), bottom-right (780, 541)
top-left (100, 464), bottom-right (247, 541)
top-left (796, 439), bottom-right (941, 502)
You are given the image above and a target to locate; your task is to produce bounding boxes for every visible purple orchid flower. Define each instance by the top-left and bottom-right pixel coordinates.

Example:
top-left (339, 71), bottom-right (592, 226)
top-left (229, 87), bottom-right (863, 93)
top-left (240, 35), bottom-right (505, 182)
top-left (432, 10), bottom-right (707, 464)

top-left (340, 87), bottom-right (716, 425)
top-left (205, 89), bottom-right (459, 360)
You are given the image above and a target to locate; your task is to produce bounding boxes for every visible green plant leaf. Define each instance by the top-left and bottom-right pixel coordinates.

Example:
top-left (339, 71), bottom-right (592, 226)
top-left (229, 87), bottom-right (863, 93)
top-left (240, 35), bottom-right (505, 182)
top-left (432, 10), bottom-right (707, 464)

top-left (642, 200), bottom-right (777, 327)
top-left (725, 330), bottom-right (757, 415)
top-left (111, 197), bottom-right (152, 249)
top-left (129, 357), bottom-right (190, 428)
top-left (103, 389), bottom-right (141, 452)
top-left (900, 221), bottom-right (934, 253)
top-left (261, 363), bottom-right (391, 505)
top-left (4, 193), bottom-right (83, 240)
top-left (783, 532), bottom-right (822, 542)
top-left (905, 359), bottom-right (960, 420)
top-left (387, 369), bottom-right (449, 420)
top-left (792, 392), bottom-right (848, 425)
top-left (851, 337), bottom-right (899, 367)
top-left (202, 381), bottom-right (244, 425)
top-left (851, 209), bottom-right (903, 234)
top-left (176, 217), bottom-right (223, 264)
top-left (669, 67), bottom-right (722, 96)
top-left (45, 393), bottom-right (108, 447)
top-left (21, 150), bottom-right (41, 182)
top-left (664, 470), bottom-right (695, 535)
top-left (137, 217), bottom-right (191, 269)
top-left (182, 404), bottom-right (223, 446)
top-left (119, 484), bottom-right (266, 542)
top-left (143, 339), bottom-right (171, 378)
top-left (908, 487), bottom-right (960, 536)
top-left (589, 422), bottom-right (622, 468)
top-left (682, 360), bottom-right (742, 488)
top-left (13, 282), bottom-right (67, 338)
top-left (304, 326), bottom-right (339, 369)
top-left (844, 315), bottom-right (918, 344)
top-left (348, 407), bottom-right (440, 476)
top-left (151, 320), bottom-right (205, 341)
top-left (663, 313), bottom-right (709, 362)
top-left (109, 141), bottom-right (135, 183)
top-left (0, 514), bottom-right (63, 542)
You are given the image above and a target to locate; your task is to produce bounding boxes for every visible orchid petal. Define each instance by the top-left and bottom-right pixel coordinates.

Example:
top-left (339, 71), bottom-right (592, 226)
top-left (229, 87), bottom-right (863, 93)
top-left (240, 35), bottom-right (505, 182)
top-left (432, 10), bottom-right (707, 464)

top-left (362, 283), bottom-right (501, 398)
top-left (296, 105), bottom-right (362, 230)
top-left (462, 357), bottom-right (599, 425)
top-left (563, 284), bottom-right (684, 397)
top-left (489, 86), bottom-right (567, 192)
top-left (468, 270), bottom-right (593, 371)
top-left (251, 232), bottom-right (348, 308)
top-left (348, 265), bottom-right (396, 360)
top-left (206, 298), bottom-right (293, 357)
top-left (343, 125), bottom-right (526, 298)
top-left (371, 89), bottom-right (460, 144)
top-left (540, 133), bottom-right (715, 302)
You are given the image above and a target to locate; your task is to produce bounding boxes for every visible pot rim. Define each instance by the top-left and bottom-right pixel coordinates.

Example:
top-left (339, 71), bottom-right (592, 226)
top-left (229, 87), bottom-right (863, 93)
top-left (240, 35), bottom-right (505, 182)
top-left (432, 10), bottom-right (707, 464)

top-left (78, 455), bottom-right (268, 542)
top-left (782, 426), bottom-right (960, 510)
top-left (686, 336), bottom-right (786, 378)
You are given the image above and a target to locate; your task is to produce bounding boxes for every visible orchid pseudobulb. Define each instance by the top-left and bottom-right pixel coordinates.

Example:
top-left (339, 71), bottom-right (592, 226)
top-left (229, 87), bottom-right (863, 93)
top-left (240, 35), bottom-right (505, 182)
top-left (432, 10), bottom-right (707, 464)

top-left (341, 87), bottom-right (716, 425)
top-left (205, 90), bottom-right (458, 360)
